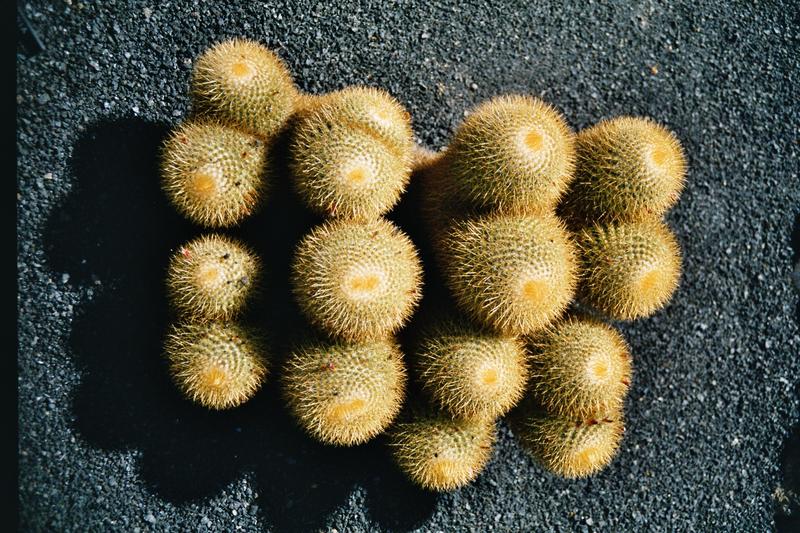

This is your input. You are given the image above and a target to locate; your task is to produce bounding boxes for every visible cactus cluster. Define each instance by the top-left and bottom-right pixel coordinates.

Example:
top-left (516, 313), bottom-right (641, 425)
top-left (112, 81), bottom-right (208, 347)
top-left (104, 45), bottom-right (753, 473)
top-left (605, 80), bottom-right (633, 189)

top-left (158, 38), bottom-right (302, 409)
top-left (151, 38), bottom-right (688, 492)
top-left (409, 96), bottom-right (685, 485)
top-left (283, 82), bottom-right (422, 449)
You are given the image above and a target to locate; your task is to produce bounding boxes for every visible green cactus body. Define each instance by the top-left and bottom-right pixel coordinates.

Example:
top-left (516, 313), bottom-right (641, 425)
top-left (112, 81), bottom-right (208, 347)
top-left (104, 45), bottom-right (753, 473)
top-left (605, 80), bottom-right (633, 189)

top-left (161, 121), bottom-right (267, 228)
top-left (415, 317), bottom-right (528, 420)
top-left (562, 116), bottom-right (686, 224)
top-left (576, 219), bottom-right (682, 320)
top-left (191, 38), bottom-right (298, 140)
top-left (289, 88), bottom-right (413, 219)
top-left (291, 218), bottom-right (423, 342)
top-left (527, 317), bottom-right (632, 419)
top-left (389, 410), bottom-right (496, 491)
top-left (282, 337), bottom-right (407, 446)
top-left (164, 321), bottom-right (267, 410)
top-left (166, 234), bottom-right (260, 321)
top-left (446, 94), bottom-right (575, 213)
top-left (440, 212), bottom-right (577, 335)
top-left (511, 402), bottom-right (624, 478)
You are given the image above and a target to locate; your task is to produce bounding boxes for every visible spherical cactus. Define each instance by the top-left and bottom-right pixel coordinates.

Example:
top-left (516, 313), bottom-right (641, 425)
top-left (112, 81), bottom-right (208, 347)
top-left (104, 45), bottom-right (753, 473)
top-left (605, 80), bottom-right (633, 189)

top-left (511, 403), bottom-right (624, 478)
top-left (161, 121), bottom-right (267, 228)
top-left (291, 218), bottom-right (423, 342)
top-left (281, 337), bottom-right (407, 446)
top-left (440, 212), bottom-right (578, 335)
top-left (289, 87), bottom-right (413, 219)
top-left (527, 317), bottom-right (632, 419)
top-left (576, 219), bottom-right (682, 320)
top-left (414, 317), bottom-right (529, 420)
top-left (561, 116), bottom-right (686, 224)
top-left (389, 409), bottom-right (496, 491)
top-left (445, 94), bottom-right (575, 213)
top-left (191, 38), bottom-right (298, 140)
top-left (164, 321), bottom-right (267, 410)
top-left (166, 234), bottom-right (260, 321)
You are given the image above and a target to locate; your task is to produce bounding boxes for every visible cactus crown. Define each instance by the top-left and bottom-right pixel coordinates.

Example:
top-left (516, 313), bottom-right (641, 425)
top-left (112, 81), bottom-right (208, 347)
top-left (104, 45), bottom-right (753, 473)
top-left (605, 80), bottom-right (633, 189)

top-left (527, 316), bottom-right (632, 419)
top-left (166, 234), bottom-right (261, 321)
top-left (389, 409), bottom-right (496, 491)
top-left (563, 115), bottom-right (686, 224)
top-left (191, 38), bottom-right (298, 139)
top-left (576, 219), bottom-right (682, 320)
top-left (291, 218), bottom-right (423, 341)
top-left (289, 86), bottom-right (413, 219)
top-left (161, 121), bottom-right (267, 228)
top-left (441, 212), bottom-right (578, 335)
top-left (282, 337), bottom-right (407, 446)
top-left (446, 94), bottom-right (576, 213)
top-left (415, 316), bottom-right (529, 420)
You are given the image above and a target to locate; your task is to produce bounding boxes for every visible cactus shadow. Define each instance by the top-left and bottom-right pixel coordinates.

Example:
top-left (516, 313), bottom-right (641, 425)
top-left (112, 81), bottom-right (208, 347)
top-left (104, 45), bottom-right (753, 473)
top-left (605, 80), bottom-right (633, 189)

top-left (43, 118), bottom-right (438, 532)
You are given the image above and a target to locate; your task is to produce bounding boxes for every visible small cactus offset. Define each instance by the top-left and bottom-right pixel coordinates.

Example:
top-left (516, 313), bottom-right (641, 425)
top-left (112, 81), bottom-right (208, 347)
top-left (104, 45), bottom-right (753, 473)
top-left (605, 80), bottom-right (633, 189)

top-left (191, 38), bottom-right (299, 140)
top-left (281, 336), bottom-right (407, 446)
top-left (161, 121), bottom-right (267, 228)
top-left (166, 234), bottom-right (261, 321)
top-left (164, 321), bottom-right (268, 410)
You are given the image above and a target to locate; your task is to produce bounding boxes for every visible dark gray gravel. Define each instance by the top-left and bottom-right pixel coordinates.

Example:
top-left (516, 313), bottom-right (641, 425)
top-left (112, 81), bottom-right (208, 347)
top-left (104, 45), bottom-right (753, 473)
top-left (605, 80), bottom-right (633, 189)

top-left (17, 1), bottom-right (800, 531)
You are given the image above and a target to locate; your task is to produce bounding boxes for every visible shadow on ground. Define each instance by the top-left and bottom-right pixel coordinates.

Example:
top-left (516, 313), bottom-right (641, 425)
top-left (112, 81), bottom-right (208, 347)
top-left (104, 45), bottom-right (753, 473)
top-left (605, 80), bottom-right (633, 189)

top-left (43, 118), bottom-right (438, 532)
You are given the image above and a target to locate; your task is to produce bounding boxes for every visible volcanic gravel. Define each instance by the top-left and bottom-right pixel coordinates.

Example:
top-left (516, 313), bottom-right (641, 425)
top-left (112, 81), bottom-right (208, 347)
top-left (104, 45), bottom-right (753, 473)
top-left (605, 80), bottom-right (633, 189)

top-left (17, 1), bottom-right (800, 531)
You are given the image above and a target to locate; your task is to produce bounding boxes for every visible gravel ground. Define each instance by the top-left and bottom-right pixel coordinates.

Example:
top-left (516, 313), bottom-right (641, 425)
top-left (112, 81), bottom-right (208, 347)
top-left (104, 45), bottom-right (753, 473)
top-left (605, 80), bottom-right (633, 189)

top-left (17, 1), bottom-right (800, 531)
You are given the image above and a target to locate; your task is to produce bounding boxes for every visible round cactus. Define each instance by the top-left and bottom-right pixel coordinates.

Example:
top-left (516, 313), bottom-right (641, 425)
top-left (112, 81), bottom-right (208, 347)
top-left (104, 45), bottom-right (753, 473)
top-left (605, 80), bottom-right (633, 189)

top-left (282, 337), bottom-right (407, 446)
top-left (440, 212), bottom-right (578, 335)
top-left (414, 316), bottom-right (529, 420)
top-left (164, 321), bottom-right (267, 410)
top-left (445, 94), bottom-right (575, 213)
top-left (161, 121), bottom-right (267, 228)
top-left (388, 409), bottom-right (496, 491)
top-left (166, 234), bottom-right (260, 321)
top-left (291, 218), bottom-right (423, 342)
top-left (511, 402), bottom-right (624, 478)
top-left (561, 116), bottom-right (686, 224)
top-left (289, 87), bottom-right (413, 219)
top-left (191, 38), bottom-right (298, 140)
top-left (576, 219), bottom-right (682, 320)
top-left (527, 317), bottom-right (632, 419)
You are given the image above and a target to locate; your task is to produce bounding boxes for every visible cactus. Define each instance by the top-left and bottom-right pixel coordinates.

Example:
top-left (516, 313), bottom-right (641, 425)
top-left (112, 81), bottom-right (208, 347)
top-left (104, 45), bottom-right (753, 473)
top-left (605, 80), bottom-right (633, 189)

top-left (291, 218), bottom-right (423, 342)
top-left (527, 317), bottom-right (632, 419)
top-left (281, 336), bottom-right (407, 446)
top-left (166, 234), bottom-right (260, 321)
top-left (440, 212), bottom-right (577, 335)
top-left (161, 121), bottom-right (267, 228)
top-left (510, 401), bottom-right (624, 478)
top-left (388, 408), bottom-right (496, 491)
top-left (414, 316), bottom-right (528, 420)
top-left (164, 321), bottom-right (267, 410)
top-left (191, 38), bottom-right (298, 140)
top-left (289, 87), bottom-right (413, 219)
top-left (445, 94), bottom-right (575, 213)
top-left (576, 219), bottom-right (682, 320)
top-left (561, 116), bottom-right (686, 224)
